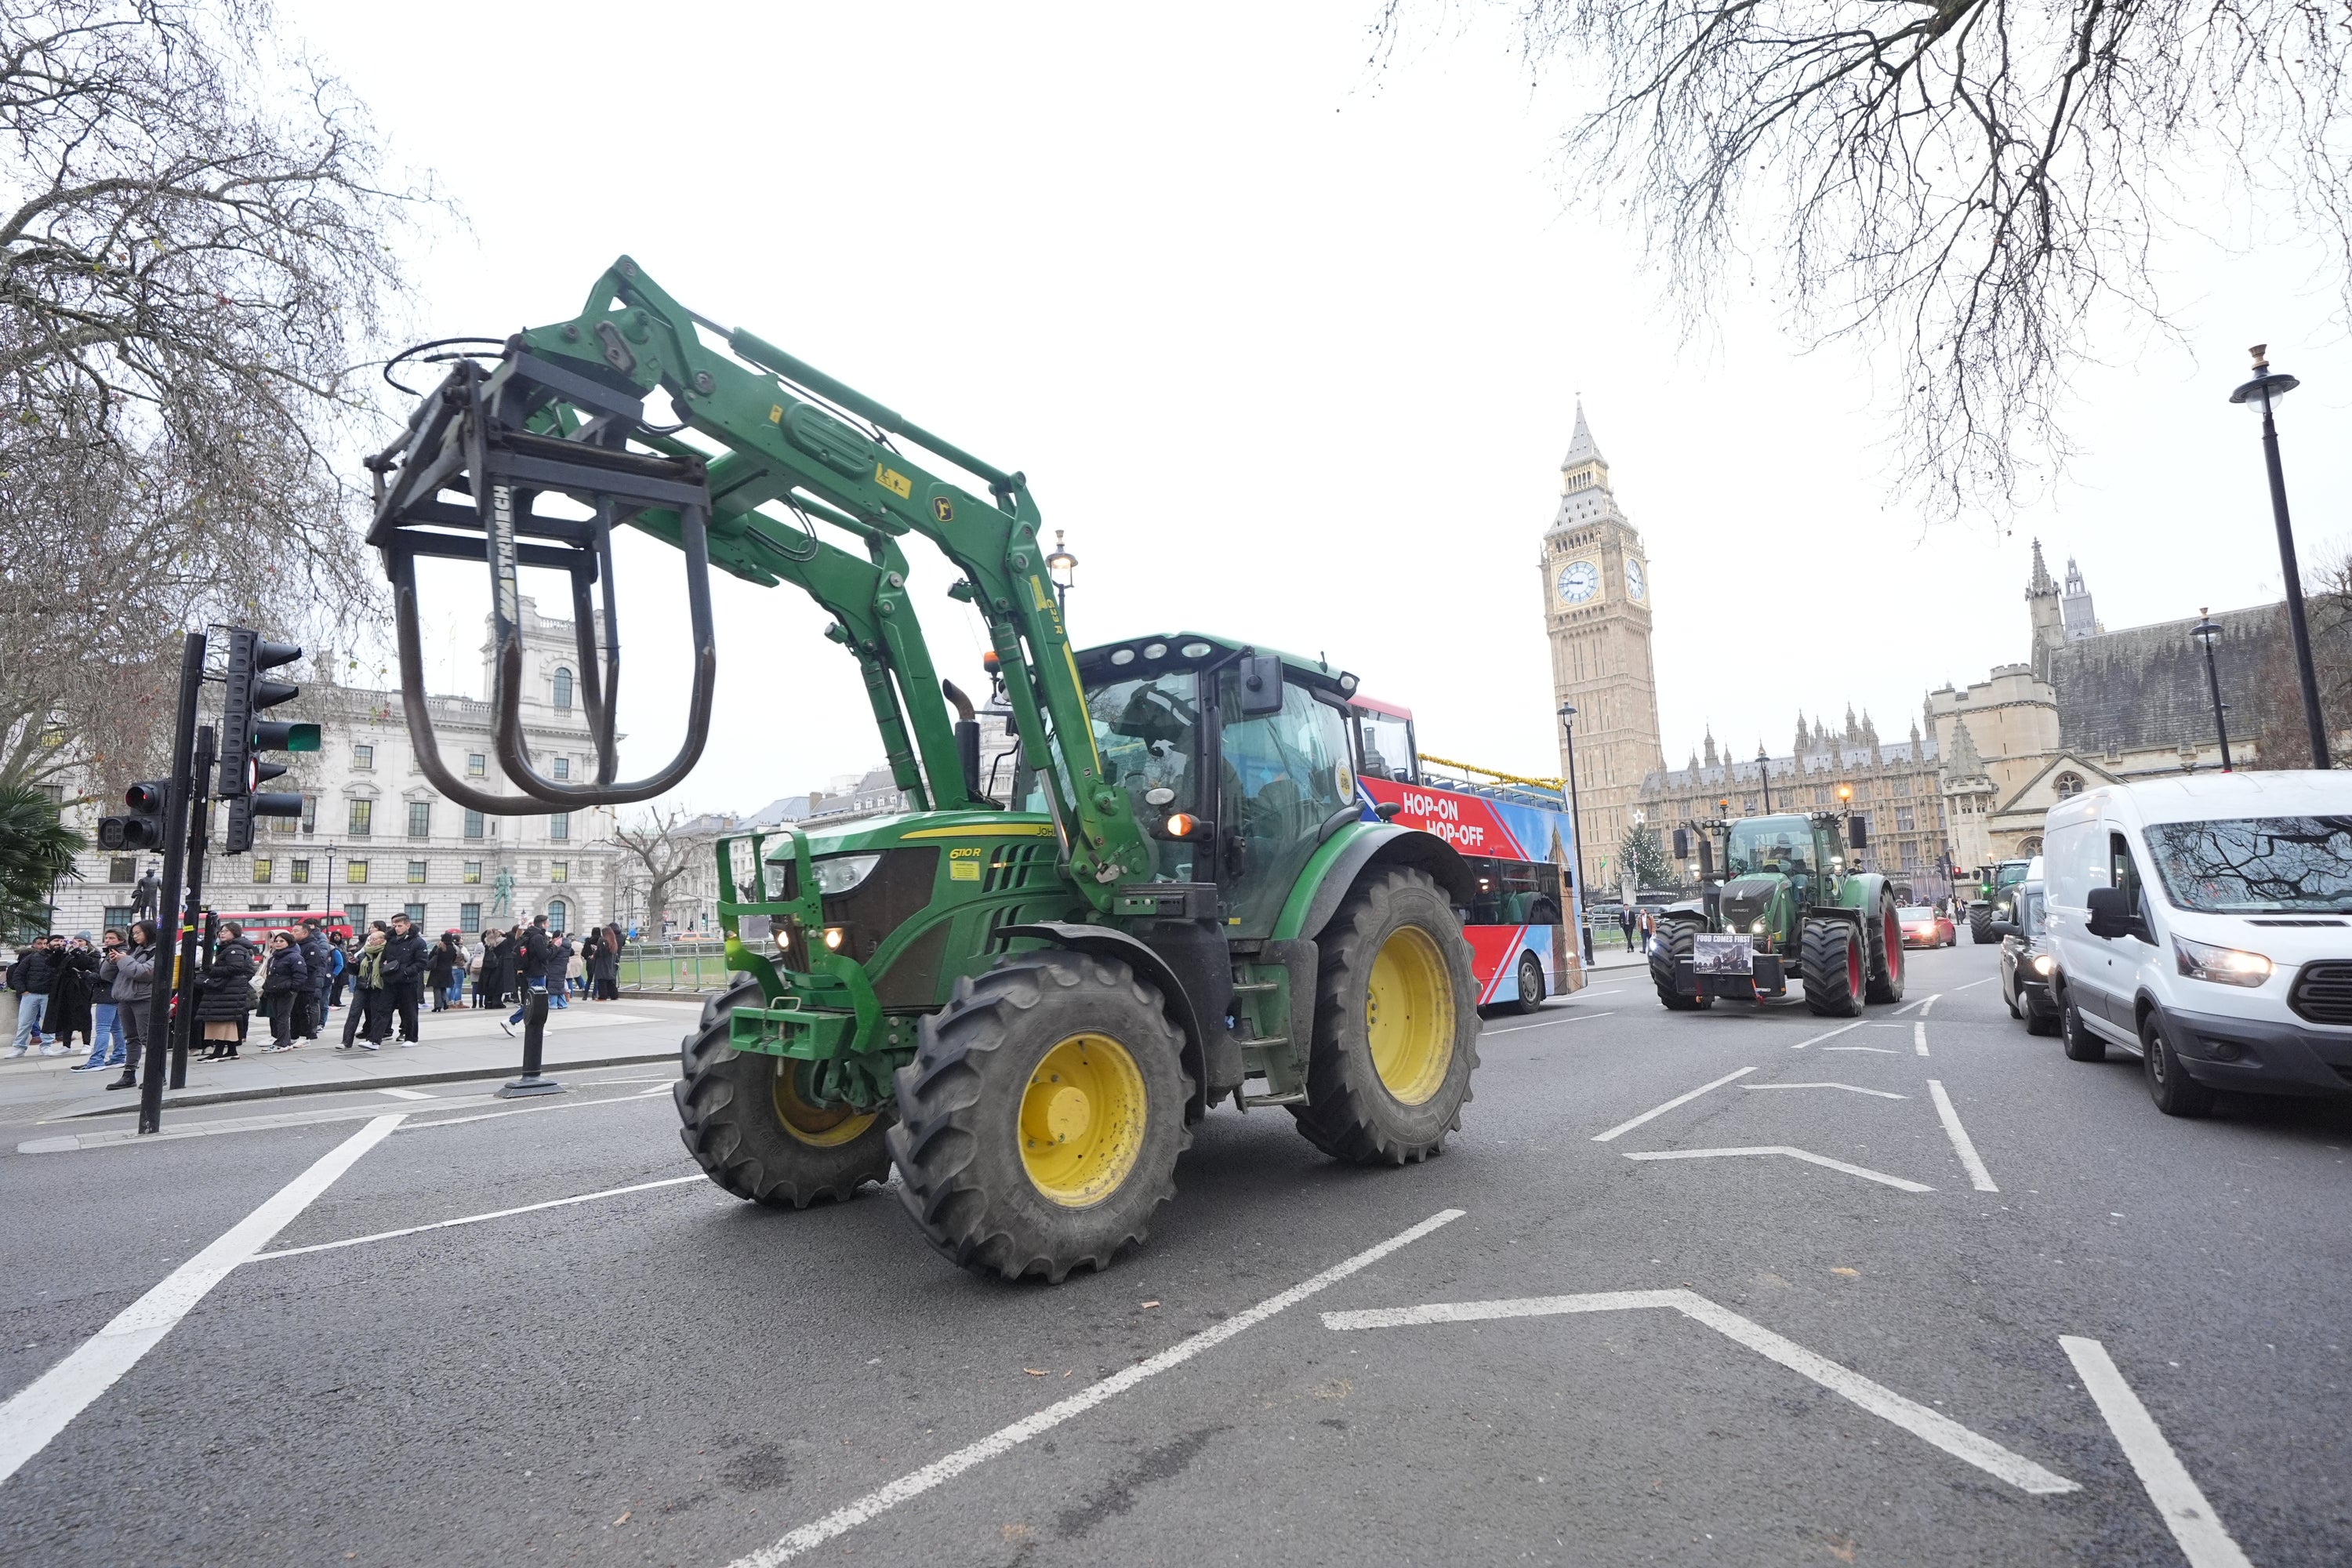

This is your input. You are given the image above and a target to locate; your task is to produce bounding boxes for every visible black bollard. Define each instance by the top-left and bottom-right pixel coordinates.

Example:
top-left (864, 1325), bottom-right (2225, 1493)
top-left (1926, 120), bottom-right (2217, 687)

top-left (495, 982), bottom-right (564, 1099)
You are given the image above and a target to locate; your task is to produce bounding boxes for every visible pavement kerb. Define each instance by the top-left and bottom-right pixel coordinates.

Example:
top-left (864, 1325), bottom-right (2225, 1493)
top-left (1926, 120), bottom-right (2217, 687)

top-left (49, 1049), bottom-right (681, 1120)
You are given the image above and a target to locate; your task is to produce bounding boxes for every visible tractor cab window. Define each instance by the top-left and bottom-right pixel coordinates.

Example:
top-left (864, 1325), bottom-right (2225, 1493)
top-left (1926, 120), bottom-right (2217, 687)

top-left (1355, 708), bottom-right (1417, 784)
top-left (1088, 670), bottom-right (1200, 880)
top-left (1725, 819), bottom-right (1813, 880)
top-left (1218, 678), bottom-right (1354, 934)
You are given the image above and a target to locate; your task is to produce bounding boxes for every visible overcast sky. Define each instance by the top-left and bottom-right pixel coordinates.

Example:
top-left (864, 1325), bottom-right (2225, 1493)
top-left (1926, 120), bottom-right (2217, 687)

top-left (289, 1), bottom-right (2352, 813)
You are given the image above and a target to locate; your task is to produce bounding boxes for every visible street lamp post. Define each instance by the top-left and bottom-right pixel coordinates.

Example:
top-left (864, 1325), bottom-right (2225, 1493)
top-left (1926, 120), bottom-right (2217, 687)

top-left (1045, 529), bottom-right (1079, 620)
top-left (2230, 345), bottom-right (2332, 768)
top-left (1755, 746), bottom-right (1773, 813)
top-left (2190, 610), bottom-right (2234, 772)
top-left (1558, 702), bottom-right (1587, 912)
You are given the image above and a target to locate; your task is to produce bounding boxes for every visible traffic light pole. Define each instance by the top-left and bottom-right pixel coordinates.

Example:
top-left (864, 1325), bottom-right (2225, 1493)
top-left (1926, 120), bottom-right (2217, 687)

top-left (138, 632), bottom-right (205, 1137)
top-left (168, 723), bottom-right (216, 1091)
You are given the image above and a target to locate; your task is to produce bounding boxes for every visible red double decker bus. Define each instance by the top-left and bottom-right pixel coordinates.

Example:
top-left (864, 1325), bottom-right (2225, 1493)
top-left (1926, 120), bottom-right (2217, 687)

top-left (1348, 698), bottom-right (1588, 1011)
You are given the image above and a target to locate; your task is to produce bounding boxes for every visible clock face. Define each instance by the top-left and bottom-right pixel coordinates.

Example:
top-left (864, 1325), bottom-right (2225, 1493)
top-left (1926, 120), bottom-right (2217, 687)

top-left (1556, 560), bottom-right (1600, 605)
top-left (1625, 558), bottom-right (1646, 601)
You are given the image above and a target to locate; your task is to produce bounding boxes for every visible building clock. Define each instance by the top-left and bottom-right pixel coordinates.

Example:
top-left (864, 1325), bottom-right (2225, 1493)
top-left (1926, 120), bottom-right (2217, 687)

top-left (1624, 557), bottom-right (1646, 602)
top-left (1555, 559), bottom-right (1600, 605)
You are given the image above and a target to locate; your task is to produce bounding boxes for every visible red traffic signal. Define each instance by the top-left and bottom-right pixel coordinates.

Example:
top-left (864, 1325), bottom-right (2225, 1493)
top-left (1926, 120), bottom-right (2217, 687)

top-left (99, 780), bottom-right (172, 851)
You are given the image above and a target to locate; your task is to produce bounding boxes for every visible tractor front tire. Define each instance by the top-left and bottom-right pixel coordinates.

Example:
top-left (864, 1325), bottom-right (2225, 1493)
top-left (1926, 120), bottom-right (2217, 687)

top-left (1650, 918), bottom-right (1713, 1011)
top-left (1800, 918), bottom-right (1865, 1018)
top-left (1864, 891), bottom-right (1906, 1005)
top-left (889, 952), bottom-right (1191, 1283)
top-left (675, 979), bottom-right (895, 1209)
top-left (1290, 868), bottom-right (1480, 1165)
top-left (1969, 906), bottom-right (1998, 944)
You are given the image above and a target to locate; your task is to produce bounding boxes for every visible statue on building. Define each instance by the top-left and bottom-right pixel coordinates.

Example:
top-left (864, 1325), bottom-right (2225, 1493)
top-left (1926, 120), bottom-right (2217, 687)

top-left (492, 866), bottom-right (515, 916)
top-left (130, 866), bottom-right (161, 920)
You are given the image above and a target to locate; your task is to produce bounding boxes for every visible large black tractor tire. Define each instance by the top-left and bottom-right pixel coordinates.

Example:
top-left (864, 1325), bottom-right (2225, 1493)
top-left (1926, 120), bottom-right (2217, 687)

top-left (1290, 868), bottom-right (1481, 1166)
top-left (1800, 918), bottom-right (1865, 1018)
top-left (1649, 917), bottom-right (1714, 1011)
top-left (1864, 891), bottom-right (1906, 1005)
top-left (675, 978), bottom-right (895, 1209)
top-left (889, 952), bottom-right (1192, 1283)
top-left (1969, 906), bottom-right (1998, 944)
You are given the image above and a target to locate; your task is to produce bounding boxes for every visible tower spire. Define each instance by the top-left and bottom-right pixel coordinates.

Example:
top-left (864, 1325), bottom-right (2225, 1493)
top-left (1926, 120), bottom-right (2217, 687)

top-left (1562, 400), bottom-right (1606, 471)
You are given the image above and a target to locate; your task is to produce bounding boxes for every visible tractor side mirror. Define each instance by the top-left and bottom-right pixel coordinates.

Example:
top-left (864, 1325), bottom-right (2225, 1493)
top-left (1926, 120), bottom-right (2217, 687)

top-left (1236, 655), bottom-right (1285, 717)
top-left (1697, 837), bottom-right (1715, 880)
top-left (1847, 814), bottom-right (1868, 850)
top-left (1671, 827), bottom-right (1690, 859)
top-left (2085, 886), bottom-right (2131, 939)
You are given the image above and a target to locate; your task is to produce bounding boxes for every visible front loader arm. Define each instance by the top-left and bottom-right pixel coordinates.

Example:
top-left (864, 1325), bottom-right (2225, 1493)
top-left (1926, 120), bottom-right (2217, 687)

top-left (510, 256), bottom-right (1153, 907)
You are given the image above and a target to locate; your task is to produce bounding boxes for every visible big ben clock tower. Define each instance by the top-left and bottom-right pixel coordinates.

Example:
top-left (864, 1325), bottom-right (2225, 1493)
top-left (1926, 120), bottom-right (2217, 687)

top-left (1541, 403), bottom-right (1664, 887)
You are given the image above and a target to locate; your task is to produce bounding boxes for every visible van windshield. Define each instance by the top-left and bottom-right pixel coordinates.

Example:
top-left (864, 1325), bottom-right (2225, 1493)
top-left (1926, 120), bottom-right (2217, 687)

top-left (2143, 815), bottom-right (2352, 913)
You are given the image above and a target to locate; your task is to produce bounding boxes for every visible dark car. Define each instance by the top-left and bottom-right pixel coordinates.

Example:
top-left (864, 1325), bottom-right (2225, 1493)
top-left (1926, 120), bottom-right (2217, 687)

top-left (1897, 905), bottom-right (1955, 948)
top-left (1994, 879), bottom-right (2058, 1034)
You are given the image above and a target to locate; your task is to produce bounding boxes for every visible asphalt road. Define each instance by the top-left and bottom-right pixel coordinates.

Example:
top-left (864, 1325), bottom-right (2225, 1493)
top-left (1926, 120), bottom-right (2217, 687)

top-left (2, 943), bottom-right (2347, 1566)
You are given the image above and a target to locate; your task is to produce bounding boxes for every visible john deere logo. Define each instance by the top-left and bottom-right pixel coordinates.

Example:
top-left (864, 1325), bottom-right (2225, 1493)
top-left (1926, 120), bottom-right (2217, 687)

top-left (932, 495), bottom-right (955, 524)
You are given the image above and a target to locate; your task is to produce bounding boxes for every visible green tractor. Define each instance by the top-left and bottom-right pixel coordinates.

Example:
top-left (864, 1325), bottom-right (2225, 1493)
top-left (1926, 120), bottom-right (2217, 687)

top-left (1967, 858), bottom-right (2034, 943)
top-left (1648, 811), bottom-right (1904, 1015)
top-left (365, 259), bottom-right (1482, 1282)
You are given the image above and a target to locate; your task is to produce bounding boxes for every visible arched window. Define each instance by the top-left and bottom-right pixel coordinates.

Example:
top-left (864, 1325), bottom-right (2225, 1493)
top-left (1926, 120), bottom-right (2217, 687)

top-left (2054, 771), bottom-right (2083, 798)
top-left (2020, 835), bottom-right (2044, 855)
top-left (552, 667), bottom-right (574, 712)
top-left (546, 899), bottom-right (567, 935)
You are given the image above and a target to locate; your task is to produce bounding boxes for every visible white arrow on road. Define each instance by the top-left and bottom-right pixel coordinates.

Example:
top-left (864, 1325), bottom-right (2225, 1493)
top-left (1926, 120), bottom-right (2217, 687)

top-left (1622, 1145), bottom-right (1933, 1192)
top-left (1323, 1288), bottom-right (2078, 1497)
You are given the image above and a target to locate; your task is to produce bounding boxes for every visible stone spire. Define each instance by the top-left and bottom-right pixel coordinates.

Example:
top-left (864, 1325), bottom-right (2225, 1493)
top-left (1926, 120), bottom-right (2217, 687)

top-left (2027, 537), bottom-right (2064, 670)
top-left (1843, 703), bottom-right (1860, 743)
top-left (1948, 717), bottom-right (1985, 778)
top-left (1793, 712), bottom-right (1810, 758)
top-left (1561, 400), bottom-right (1605, 470)
top-left (1703, 727), bottom-right (1719, 768)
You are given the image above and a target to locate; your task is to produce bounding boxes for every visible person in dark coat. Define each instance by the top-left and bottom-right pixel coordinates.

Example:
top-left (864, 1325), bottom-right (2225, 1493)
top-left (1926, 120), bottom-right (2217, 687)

top-left (427, 933), bottom-right (459, 1012)
top-left (503, 917), bottom-right (556, 1034)
top-left (379, 913), bottom-right (430, 1044)
top-left (590, 923), bottom-right (623, 1000)
top-left (257, 931), bottom-right (310, 1051)
top-left (46, 934), bottom-right (100, 1054)
top-left (196, 923), bottom-right (262, 1061)
top-left (296, 919), bottom-right (333, 1040)
top-left (107, 921), bottom-right (159, 1090)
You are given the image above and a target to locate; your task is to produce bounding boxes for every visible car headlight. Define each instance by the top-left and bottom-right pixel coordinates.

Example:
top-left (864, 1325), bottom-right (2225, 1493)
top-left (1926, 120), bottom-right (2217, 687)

top-left (811, 853), bottom-right (882, 896)
top-left (2173, 935), bottom-right (2271, 987)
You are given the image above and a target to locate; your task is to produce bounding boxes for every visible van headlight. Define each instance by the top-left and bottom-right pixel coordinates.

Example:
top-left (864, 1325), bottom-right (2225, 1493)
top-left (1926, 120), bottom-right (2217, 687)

top-left (2173, 935), bottom-right (2272, 987)
top-left (2027, 953), bottom-right (2053, 975)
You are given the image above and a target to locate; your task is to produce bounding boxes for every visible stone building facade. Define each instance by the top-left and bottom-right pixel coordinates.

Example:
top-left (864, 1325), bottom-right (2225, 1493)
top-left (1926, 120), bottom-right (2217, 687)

top-left (44, 597), bottom-right (619, 939)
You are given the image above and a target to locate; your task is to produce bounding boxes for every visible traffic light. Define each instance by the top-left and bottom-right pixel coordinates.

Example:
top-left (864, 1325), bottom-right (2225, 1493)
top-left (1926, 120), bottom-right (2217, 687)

top-left (99, 781), bottom-right (172, 852)
top-left (220, 628), bottom-right (318, 854)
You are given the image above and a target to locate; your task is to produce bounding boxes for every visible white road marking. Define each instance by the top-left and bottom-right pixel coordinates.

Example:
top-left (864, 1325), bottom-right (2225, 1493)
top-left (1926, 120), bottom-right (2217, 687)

top-left (1622, 1145), bottom-right (1933, 1192)
top-left (253, 1174), bottom-right (709, 1260)
top-left (20, 1083), bottom-right (668, 1152)
top-left (1953, 977), bottom-right (1996, 991)
top-left (2060, 1336), bottom-right (2253, 1568)
top-left (1485, 1011), bottom-right (1617, 1036)
top-left (1744, 1083), bottom-right (1908, 1099)
top-left (376, 1087), bottom-right (433, 1100)
top-left (1322, 1288), bottom-right (2077, 1496)
top-left (1919, 993), bottom-right (1939, 1017)
top-left (1591, 1066), bottom-right (1757, 1143)
top-left (1926, 1080), bottom-right (1998, 1192)
top-left (1825, 1045), bottom-right (1900, 1054)
top-left (399, 1083), bottom-right (673, 1129)
top-left (1789, 1021), bottom-right (1869, 1051)
top-left (0, 1113), bottom-right (405, 1490)
top-left (724, 1208), bottom-right (1465, 1567)
top-left (1915, 1022), bottom-right (1930, 1057)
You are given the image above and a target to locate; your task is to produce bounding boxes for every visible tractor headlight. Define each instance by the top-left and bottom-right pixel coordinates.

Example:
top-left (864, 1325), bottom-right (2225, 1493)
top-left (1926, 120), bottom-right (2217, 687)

top-left (1750, 920), bottom-right (1765, 935)
top-left (822, 926), bottom-right (847, 952)
top-left (2174, 935), bottom-right (2271, 987)
top-left (811, 854), bottom-right (882, 896)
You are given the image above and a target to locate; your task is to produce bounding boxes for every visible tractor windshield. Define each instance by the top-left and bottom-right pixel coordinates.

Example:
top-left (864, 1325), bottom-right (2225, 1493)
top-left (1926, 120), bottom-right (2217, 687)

top-left (1068, 670), bottom-right (1203, 880)
top-left (1725, 817), bottom-right (1815, 880)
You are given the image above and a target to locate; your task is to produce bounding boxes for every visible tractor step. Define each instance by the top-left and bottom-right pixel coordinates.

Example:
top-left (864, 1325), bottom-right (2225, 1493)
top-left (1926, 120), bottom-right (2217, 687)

top-left (1236, 1087), bottom-right (1308, 1108)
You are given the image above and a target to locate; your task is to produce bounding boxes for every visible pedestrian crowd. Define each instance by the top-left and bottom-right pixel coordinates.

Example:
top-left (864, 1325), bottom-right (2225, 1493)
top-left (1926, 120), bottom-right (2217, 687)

top-left (5, 915), bottom-right (628, 1083)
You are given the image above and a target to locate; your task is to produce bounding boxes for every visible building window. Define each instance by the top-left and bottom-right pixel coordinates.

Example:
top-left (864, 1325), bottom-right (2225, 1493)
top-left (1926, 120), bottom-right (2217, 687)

top-left (348, 800), bottom-right (372, 837)
top-left (1895, 808), bottom-right (1914, 833)
top-left (353, 742), bottom-right (374, 771)
top-left (291, 859), bottom-right (310, 884)
top-left (464, 809), bottom-right (485, 840)
top-left (2054, 771), bottom-right (2084, 798)
top-left (107, 857), bottom-right (134, 884)
top-left (103, 906), bottom-right (133, 933)
top-left (347, 860), bottom-right (368, 884)
top-left (553, 667), bottom-right (574, 711)
top-left (254, 858), bottom-right (273, 884)
top-left (466, 753), bottom-right (487, 778)
top-left (1741, 795), bottom-right (1758, 815)
top-left (463, 861), bottom-right (482, 884)
top-left (550, 862), bottom-right (568, 884)
top-left (408, 801), bottom-right (430, 838)
top-left (403, 902), bottom-right (426, 925)
top-left (549, 812), bottom-right (570, 842)
top-left (552, 756), bottom-right (570, 781)
top-left (250, 902), bottom-right (273, 913)
top-left (407, 860), bottom-right (428, 884)
top-left (2020, 835), bottom-right (2045, 855)
top-left (346, 903), bottom-right (367, 931)
top-left (546, 898), bottom-right (567, 935)
top-left (301, 795), bottom-right (317, 835)
top-left (459, 902), bottom-right (481, 934)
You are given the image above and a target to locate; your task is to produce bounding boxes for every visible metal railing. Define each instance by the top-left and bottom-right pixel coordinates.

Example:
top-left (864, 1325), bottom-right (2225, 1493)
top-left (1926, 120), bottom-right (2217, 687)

top-left (615, 942), bottom-right (742, 994)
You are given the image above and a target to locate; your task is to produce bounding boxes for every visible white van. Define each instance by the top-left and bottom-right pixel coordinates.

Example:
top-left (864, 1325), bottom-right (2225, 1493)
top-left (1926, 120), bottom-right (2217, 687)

top-left (2042, 771), bottom-right (2352, 1116)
